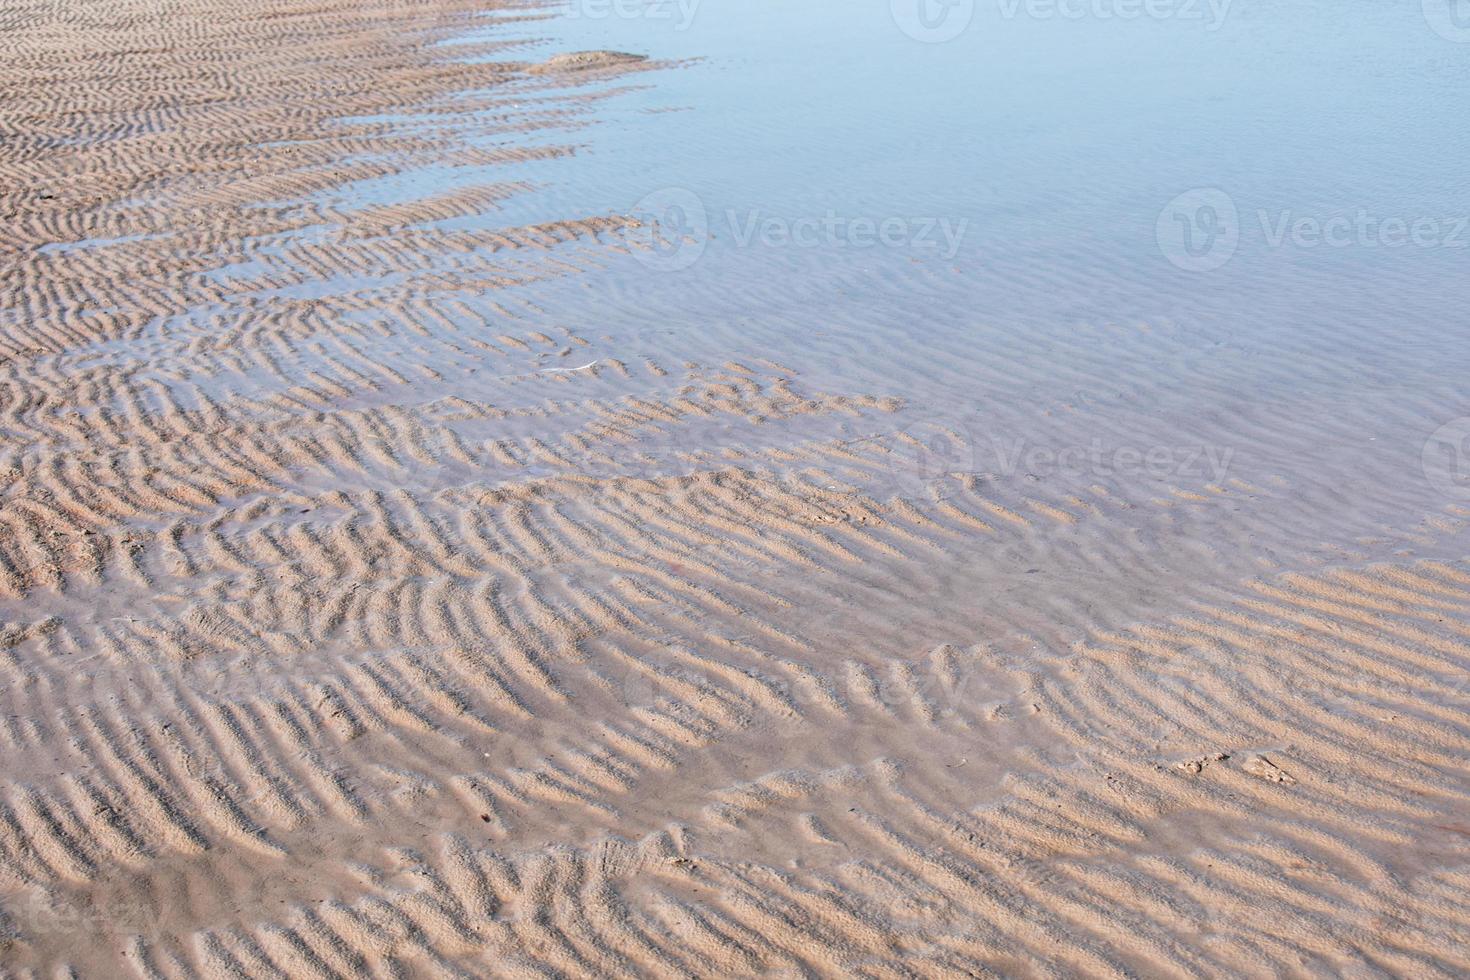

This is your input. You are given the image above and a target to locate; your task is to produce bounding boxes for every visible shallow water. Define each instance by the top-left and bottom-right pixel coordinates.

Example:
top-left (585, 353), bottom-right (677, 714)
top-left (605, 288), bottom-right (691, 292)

top-left (388, 0), bottom-right (1470, 615)
top-left (460, 0), bottom-right (1470, 322)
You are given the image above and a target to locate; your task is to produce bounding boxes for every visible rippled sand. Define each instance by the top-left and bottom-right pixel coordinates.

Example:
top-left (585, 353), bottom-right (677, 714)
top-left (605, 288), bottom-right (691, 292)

top-left (3, 0), bottom-right (1470, 976)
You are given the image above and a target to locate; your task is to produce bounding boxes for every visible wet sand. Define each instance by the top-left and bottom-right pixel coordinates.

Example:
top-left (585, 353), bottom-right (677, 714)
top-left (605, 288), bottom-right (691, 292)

top-left (3, 0), bottom-right (1470, 976)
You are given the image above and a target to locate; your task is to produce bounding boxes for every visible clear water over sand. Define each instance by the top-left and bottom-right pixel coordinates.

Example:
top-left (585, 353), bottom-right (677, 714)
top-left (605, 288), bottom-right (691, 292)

top-left (423, 0), bottom-right (1470, 611)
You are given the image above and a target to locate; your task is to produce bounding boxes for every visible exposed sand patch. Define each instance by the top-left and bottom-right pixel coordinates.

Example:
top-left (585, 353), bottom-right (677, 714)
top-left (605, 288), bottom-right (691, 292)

top-left (526, 51), bottom-right (650, 75)
top-left (2, 0), bottom-right (1469, 976)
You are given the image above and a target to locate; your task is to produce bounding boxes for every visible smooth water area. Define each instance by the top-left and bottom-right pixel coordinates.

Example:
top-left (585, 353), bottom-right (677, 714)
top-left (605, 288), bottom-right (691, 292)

top-left (338, 0), bottom-right (1470, 585)
top-left (451, 0), bottom-right (1469, 338)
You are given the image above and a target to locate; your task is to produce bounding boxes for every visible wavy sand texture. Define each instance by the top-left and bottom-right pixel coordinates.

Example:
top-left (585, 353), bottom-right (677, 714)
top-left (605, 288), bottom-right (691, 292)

top-left (2, 0), bottom-right (1470, 976)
